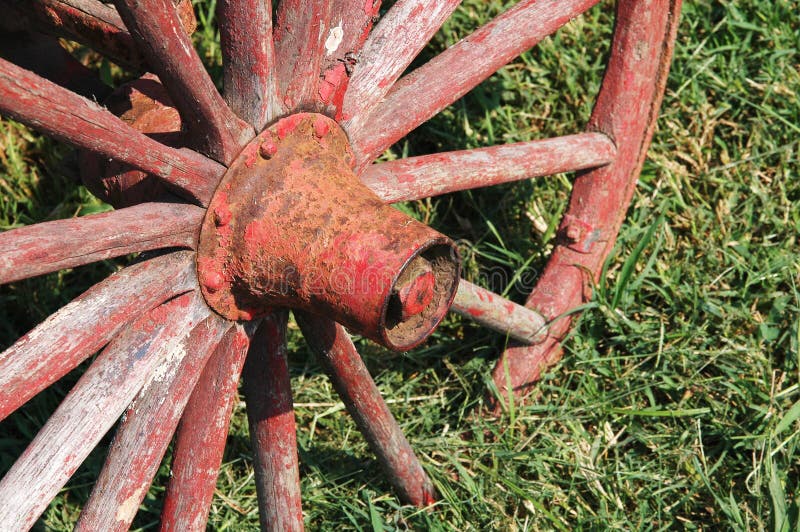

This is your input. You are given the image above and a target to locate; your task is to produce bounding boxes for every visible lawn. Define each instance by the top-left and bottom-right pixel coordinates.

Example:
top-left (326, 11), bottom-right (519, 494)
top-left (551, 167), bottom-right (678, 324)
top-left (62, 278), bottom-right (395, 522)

top-left (1, 0), bottom-right (799, 529)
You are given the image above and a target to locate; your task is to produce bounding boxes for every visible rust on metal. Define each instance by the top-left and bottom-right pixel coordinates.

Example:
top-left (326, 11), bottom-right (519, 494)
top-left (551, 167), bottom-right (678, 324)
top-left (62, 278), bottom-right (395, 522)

top-left (197, 113), bottom-right (460, 350)
top-left (558, 214), bottom-right (601, 254)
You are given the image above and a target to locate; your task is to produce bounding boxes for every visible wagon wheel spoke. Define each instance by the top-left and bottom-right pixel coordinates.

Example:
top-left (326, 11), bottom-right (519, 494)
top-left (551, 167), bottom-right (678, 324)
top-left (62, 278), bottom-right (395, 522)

top-left (0, 292), bottom-right (201, 530)
top-left (76, 312), bottom-right (229, 530)
top-left (113, 0), bottom-right (253, 164)
top-left (161, 324), bottom-right (252, 531)
top-left (347, 0), bottom-right (602, 167)
top-left (273, 0), bottom-right (334, 111)
top-left (217, 0), bottom-right (279, 129)
top-left (0, 203), bottom-right (202, 284)
top-left (295, 312), bottom-right (436, 507)
top-left (341, 0), bottom-right (461, 126)
top-left (243, 312), bottom-right (304, 532)
top-left (315, 0), bottom-right (382, 117)
top-left (361, 132), bottom-right (617, 202)
top-left (0, 251), bottom-right (197, 423)
top-left (451, 280), bottom-right (547, 345)
top-left (0, 58), bottom-right (223, 205)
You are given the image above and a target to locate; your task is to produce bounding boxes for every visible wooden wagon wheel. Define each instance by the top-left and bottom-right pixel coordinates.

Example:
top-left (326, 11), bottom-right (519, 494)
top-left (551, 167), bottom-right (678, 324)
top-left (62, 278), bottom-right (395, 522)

top-left (0, 0), bottom-right (681, 529)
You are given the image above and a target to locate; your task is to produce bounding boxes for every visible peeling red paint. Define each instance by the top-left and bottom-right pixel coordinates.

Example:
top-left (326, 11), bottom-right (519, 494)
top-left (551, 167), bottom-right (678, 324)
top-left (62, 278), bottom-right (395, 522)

top-left (243, 141), bottom-right (260, 168)
top-left (409, 4), bottom-right (425, 18)
top-left (213, 198), bottom-right (232, 227)
top-left (318, 63), bottom-right (347, 104)
top-left (363, 0), bottom-right (380, 17)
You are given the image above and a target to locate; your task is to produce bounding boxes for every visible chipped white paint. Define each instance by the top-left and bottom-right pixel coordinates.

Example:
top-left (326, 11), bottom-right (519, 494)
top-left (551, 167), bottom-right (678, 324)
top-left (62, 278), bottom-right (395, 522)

top-left (75, 311), bottom-right (230, 530)
top-left (325, 22), bottom-right (344, 56)
top-left (115, 486), bottom-right (147, 524)
top-left (342, 0), bottom-right (462, 126)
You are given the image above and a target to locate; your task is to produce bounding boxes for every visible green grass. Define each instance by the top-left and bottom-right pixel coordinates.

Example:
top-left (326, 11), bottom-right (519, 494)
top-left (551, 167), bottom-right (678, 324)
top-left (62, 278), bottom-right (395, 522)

top-left (1, 0), bottom-right (800, 529)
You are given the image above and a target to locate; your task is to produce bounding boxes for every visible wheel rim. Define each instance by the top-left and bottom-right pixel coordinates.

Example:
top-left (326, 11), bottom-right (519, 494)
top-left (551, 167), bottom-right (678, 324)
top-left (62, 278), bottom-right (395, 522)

top-left (0, 0), bottom-right (681, 529)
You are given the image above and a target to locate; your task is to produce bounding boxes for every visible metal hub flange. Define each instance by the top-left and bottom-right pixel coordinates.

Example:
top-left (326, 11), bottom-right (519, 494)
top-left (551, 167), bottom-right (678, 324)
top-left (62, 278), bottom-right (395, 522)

top-left (197, 113), bottom-right (460, 350)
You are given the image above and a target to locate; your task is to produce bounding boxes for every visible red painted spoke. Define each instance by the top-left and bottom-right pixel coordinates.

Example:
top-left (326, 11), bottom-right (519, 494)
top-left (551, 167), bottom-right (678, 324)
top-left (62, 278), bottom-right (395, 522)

top-left (295, 312), bottom-right (435, 507)
top-left (273, 0), bottom-right (333, 110)
top-left (217, 0), bottom-right (279, 129)
top-left (361, 132), bottom-right (617, 202)
top-left (451, 280), bottom-right (547, 344)
top-left (316, 0), bottom-right (382, 118)
top-left (161, 324), bottom-right (251, 532)
top-left (348, 0), bottom-right (602, 166)
top-left (0, 202), bottom-right (203, 284)
top-left (341, 0), bottom-right (460, 125)
top-left (113, 0), bottom-right (253, 164)
top-left (0, 292), bottom-right (200, 530)
top-left (0, 251), bottom-right (197, 423)
top-left (76, 312), bottom-right (229, 531)
top-left (493, 0), bottom-right (682, 401)
top-left (0, 58), bottom-right (223, 205)
top-left (242, 312), bottom-right (304, 532)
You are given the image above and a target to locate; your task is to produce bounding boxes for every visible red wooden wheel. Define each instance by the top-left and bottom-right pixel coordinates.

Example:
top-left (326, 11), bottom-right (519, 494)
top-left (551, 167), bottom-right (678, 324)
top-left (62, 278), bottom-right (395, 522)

top-left (0, 0), bottom-right (681, 529)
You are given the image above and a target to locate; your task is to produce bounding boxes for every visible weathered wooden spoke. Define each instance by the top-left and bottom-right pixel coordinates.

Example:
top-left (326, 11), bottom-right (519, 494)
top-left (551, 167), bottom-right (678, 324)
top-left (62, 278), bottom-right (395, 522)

top-left (452, 280), bottom-right (548, 345)
top-left (341, 0), bottom-right (461, 128)
top-left (361, 132), bottom-right (617, 202)
top-left (0, 251), bottom-right (197, 422)
top-left (0, 292), bottom-right (202, 530)
top-left (347, 0), bottom-right (602, 167)
top-left (113, 0), bottom-right (254, 164)
top-left (18, 0), bottom-right (195, 69)
top-left (273, 0), bottom-right (334, 111)
top-left (0, 202), bottom-right (203, 284)
top-left (243, 312), bottom-right (304, 532)
top-left (0, 58), bottom-right (223, 204)
top-left (0, 31), bottom-right (110, 100)
top-left (295, 312), bottom-right (436, 507)
top-left (316, 0), bottom-right (381, 117)
top-left (0, 0), bottom-right (140, 70)
top-left (161, 324), bottom-right (252, 531)
top-left (76, 311), bottom-right (229, 531)
top-left (217, 0), bottom-right (280, 129)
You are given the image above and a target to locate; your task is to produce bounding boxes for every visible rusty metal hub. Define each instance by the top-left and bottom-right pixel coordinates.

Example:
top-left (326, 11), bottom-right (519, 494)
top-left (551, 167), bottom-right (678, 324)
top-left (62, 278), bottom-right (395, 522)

top-left (196, 113), bottom-right (460, 350)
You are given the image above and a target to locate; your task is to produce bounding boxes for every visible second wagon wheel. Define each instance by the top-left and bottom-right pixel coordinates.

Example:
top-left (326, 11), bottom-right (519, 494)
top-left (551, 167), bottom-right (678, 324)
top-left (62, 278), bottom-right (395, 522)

top-left (0, 0), bottom-right (681, 529)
